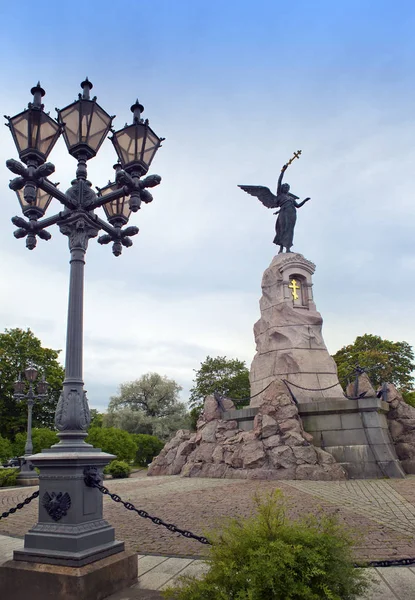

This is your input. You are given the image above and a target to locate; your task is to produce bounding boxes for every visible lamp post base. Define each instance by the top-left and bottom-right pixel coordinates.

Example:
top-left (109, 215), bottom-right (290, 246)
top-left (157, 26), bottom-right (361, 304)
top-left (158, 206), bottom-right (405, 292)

top-left (16, 456), bottom-right (39, 486)
top-left (18, 445), bottom-right (122, 567)
top-left (0, 549), bottom-right (138, 600)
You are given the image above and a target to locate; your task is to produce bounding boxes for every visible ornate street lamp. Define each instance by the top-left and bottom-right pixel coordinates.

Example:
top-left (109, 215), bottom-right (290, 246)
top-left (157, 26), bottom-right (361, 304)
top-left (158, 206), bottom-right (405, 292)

top-left (4, 79), bottom-right (163, 571)
top-left (13, 367), bottom-right (49, 483)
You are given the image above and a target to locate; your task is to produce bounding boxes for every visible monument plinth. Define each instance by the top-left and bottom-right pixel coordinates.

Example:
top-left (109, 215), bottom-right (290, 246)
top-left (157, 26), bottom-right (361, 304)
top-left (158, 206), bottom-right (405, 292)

top-left (250, 253), bottom-right (344, 404)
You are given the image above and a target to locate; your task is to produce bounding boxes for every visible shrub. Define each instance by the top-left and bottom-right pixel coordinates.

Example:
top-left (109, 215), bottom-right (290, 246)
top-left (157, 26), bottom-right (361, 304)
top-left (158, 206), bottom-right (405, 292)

top-left (0, 435), bottom-right (13, 463)
top-left (85, 427), bottom-right (137, 462)
top-left (0, 468), bottom-right (19, 487)
top-left (163, 491), bottom-right (369, 600)
top-left (104, 460), bottom-right (131, 479)
top-left (132, 434), bottom-right (164, 466)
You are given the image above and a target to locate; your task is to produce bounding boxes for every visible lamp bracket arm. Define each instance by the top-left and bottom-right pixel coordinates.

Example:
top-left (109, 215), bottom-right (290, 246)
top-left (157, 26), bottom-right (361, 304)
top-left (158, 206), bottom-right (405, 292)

top-left (94, 215), bottom-right (118, 237)
top-left (89, 186), bottom-right (127, 210)
top-left (36, 178), bottom-right (75, 209)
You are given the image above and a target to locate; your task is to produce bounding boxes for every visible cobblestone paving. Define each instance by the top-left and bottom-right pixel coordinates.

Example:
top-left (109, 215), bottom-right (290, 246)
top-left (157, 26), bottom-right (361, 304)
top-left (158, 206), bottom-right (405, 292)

top-left (2, 474), bottom-right (415, 562)
top-left (283, 478), bottom-right (415, 536)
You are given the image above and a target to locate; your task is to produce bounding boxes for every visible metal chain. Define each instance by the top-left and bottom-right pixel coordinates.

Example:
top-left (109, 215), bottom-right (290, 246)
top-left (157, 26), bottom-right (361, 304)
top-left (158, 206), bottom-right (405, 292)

top-left (223, 378), bottom-right (341, 406)
top-left (0, 490), bottom-right (39, 520)
top-left (356, 557), bottom-right (415, 568)
top-left (87, 478), bottom-right (211, 546)
top-left (282, 379), bottom-right (342, 392)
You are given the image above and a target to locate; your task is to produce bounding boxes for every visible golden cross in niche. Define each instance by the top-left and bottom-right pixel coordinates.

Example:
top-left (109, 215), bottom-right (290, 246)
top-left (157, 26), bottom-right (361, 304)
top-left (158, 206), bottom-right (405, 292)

top-left (289, 279), bottom-right (300, 300)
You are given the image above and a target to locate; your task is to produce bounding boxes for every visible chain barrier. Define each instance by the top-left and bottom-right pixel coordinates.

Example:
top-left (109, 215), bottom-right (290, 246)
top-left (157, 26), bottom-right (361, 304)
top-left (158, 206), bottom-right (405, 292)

top-left (0, 489), bottom-right (39, 520)
top-left (84, 468), bottom-right (211, 546)
top-left (222, 378), bottom-right (342, 408)
top-left (282, 379), bottom-right (342, 393)
top-left (356, 557), bottom-right (415, 568)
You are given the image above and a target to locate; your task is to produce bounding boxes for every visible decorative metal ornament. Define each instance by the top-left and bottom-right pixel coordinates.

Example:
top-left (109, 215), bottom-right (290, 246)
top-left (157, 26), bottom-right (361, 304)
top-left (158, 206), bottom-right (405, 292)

top-left (289, 279), bottom-right (300, 300)
top-left (42, 491), bottom-right (72, 522)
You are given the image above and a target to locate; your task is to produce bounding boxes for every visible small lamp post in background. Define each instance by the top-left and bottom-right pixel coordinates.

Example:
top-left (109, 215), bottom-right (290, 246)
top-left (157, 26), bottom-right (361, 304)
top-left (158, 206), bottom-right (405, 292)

top-left (3, 78), bottom-right (164, 580)
top-left (13, 365), bottom-right (48, 484)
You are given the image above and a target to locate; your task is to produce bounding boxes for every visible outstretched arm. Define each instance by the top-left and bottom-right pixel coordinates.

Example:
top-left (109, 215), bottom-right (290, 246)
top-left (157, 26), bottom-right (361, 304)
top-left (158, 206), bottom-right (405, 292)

top-left (277, 164), bottom-right (288, 194)
top-left (294, 197), bottom-right (310, 208)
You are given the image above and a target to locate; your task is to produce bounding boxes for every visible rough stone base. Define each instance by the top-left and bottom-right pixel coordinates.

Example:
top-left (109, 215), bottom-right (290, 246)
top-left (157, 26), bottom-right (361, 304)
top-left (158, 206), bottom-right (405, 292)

top-left (381, 383), bottom-right (415, 474)
top-left (148, 385), bottom-right (347, 481)
top-left (0, 549), bottom-right (137, 600)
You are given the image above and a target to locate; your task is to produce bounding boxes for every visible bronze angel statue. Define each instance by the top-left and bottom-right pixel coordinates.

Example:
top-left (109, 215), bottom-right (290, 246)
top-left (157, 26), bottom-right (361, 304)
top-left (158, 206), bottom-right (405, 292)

top-left (239, 152), bottom-right (310, 253)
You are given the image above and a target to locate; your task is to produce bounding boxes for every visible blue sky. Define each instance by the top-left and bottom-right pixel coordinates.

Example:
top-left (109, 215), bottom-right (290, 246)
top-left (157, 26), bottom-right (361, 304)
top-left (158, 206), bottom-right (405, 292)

top-left (1, 1), bottom-right (415, 410)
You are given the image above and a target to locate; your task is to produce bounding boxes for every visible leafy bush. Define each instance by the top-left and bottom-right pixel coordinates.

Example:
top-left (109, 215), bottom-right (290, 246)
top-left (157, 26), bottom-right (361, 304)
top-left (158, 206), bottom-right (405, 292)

top-left (0, 468), bottom-right (19, 487)
top-left (132, 434), bottom-right (164, 466)
top-left (13, 428), bottom-right (59, 456)
top-left (0, 435), bottom-right (13, 463)
top-left (104, 460), bottom-right (131, 478)
top-left (163, 491), bottom-right (369, 600)
top-left (86, 427), bottom-right (137, 462)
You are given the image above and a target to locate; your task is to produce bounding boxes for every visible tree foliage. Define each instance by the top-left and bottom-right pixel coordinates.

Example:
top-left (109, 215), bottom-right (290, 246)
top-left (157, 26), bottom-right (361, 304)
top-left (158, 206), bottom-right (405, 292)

top-left (86, 427), bottom-right (137, 462)
top-left (132, 434), bottom-right (164, 466)
top-left (0, 328), bottom-right (65, 440)
top-left (89, 409), bottom-right (104, 428)
top-left (0, 435), bottom-right (13, 463)
top-left (332, 334), bottom-right (415, 391)
top-left (12, 428), bottom-right (59, 457)
top-left (189, 356), bottom-right (250, 409)
top-left (106, 373), bottom-right (188, 440)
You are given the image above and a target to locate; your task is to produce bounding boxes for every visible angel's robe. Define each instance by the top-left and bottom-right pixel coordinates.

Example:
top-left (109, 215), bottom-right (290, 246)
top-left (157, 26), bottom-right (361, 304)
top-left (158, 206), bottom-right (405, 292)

top-left (274, 193), bottom-right (297, 249)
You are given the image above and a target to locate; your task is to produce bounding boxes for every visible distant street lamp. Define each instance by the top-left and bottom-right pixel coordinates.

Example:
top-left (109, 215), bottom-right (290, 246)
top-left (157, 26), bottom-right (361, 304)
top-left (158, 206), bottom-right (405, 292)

top-left (4, 79), bottom-right (164, 567)
top-left (13, 365), bottom-right (48, 482)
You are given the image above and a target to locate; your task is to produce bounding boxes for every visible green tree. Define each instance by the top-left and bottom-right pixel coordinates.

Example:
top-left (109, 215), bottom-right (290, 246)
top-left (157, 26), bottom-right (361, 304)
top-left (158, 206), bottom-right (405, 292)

top-left (189, 355), bottom-right (250, 409)
top-left (0, 328), bottom-right (65, 440)
top-left (0, 435), bottom-right (13, 463)
top-left (105, 373), bottom-right (188, 441)
top-left (85, 427), bottom-right (137, 462)
top-left (89, 409), bottom-right (104, 428)
top-left (13, 428), bottom-right (59, 456)
top-left (132, 434), bottom-right (164, 466)
top-left (332, 334), bottom-right (415, 391)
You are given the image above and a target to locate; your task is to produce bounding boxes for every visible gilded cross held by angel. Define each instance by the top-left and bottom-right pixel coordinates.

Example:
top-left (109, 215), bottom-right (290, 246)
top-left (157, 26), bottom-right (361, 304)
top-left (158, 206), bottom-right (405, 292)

top-left (238, 150), bottom-right (310, 253)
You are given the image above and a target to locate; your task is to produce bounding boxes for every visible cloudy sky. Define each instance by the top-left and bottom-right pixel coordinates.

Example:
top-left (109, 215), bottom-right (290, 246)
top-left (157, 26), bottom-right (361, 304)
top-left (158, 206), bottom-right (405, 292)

top-left (1, 0), bottom-right (414, 411)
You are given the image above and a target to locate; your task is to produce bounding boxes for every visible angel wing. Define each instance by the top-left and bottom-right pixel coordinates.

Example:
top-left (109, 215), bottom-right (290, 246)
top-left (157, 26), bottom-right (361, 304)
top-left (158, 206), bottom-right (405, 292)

top-left (238, 185), bottom-right (278, 208)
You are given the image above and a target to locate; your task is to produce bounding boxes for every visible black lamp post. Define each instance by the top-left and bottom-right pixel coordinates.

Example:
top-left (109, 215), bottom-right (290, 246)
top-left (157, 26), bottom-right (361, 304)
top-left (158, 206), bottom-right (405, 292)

top-left (4, 79), bottom-right (163, 567)
top-left (13, 366), bottom-right (48, 483)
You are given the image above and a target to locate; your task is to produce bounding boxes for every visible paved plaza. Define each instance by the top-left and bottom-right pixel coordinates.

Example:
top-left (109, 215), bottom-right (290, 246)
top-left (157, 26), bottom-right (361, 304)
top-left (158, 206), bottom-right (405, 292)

top-left (2, 473), bottom-right (415, 597)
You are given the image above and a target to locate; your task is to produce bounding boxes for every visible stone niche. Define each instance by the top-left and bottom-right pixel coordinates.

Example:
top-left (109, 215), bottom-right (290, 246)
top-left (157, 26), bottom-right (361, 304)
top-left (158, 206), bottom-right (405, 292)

top-left (250, 253), bottom-right (344, 403)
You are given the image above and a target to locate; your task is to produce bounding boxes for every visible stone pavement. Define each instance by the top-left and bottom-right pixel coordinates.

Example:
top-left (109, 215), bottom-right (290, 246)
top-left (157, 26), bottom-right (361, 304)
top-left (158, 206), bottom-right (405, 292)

top-left (3, 474), bottom-right (415, 562)
top-left (1, 534), bottom-right (415, 599)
